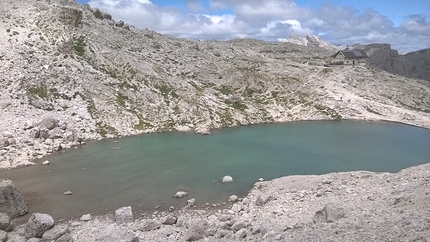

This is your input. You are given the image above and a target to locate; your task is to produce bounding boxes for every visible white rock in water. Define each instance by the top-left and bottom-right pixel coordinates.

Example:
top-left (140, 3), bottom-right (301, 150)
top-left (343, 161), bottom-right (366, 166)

top-left (42, 160), bottom-right (50, 165)
top-left (63, 191), bottom-right (73, 195)
top-left (80, 214), bottom-right (92, 221)
top-left (222, 176), bottom-right (233, 183)
top-left (258, 178), bottom-right (264, 182)
top-left (187, 198), bottom-right (196, 206)
top-left (173, 191), bottom-right (188, 198)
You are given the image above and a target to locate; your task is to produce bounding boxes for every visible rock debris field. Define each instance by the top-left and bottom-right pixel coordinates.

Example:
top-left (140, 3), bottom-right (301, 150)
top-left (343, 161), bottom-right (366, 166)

top-left (1, 162), bottom-right (429, 241)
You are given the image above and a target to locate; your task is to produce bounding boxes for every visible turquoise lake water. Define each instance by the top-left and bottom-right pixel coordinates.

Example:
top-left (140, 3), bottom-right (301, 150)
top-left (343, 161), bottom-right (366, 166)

top-left (1, 121), bottom-right (430, 220)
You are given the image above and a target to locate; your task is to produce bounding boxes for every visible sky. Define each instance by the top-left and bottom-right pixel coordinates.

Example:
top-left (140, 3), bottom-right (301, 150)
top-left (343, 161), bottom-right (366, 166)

top-left (75, 0), bottom-right (430, 53)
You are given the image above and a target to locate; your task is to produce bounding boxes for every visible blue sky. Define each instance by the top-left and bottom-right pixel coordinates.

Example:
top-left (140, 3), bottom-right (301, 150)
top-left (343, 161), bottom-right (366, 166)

top-left (76, 0), bottom-right (430, 52)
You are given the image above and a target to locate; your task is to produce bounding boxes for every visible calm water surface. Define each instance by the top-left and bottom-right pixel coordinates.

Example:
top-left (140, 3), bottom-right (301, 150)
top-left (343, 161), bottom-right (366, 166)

top-left (1, 121), bottom-right (430, 220)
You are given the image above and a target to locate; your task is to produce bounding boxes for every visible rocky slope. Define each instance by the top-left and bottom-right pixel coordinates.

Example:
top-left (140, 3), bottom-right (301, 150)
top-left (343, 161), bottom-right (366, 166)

top-left (4, 162), bottom-right (430, 241)
top-left (1, 0), bottom-right (430, 170)
top-left (353, 44), bottom-right (430, 82)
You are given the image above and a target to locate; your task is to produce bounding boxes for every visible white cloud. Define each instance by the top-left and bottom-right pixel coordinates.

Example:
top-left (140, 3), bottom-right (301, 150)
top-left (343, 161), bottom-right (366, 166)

top-left (87, 0), bottom-right (430, 52)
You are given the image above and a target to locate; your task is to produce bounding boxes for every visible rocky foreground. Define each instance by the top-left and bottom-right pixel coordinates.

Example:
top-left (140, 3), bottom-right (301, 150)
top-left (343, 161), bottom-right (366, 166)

top-left (1, 162), bottom-right (429, 241)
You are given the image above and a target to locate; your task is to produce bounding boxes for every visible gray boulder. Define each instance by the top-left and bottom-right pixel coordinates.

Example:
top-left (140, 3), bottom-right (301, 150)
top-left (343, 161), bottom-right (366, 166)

top-left (0, 213), bottom-right (12, 232)
top-left (114, 206), bottom-right (133, 223)
top-left (141, 219), bottom-right (161, 231)
top-left (0, 179), bottom-right (28, 217)
top-left (313, 203), bottom-right (346, 223)
top-left (41, 225), bottom-right (69, 241)
top-left (255, 194), bottom-right (269, 206)
top-left (222, 176), bottom-right (233, 183)
top-left (162, 215), bottom-right (177, 225)
top-left (184, 220), bottom-right (209, 241)
top-left (39, 118), bottom-right (59, 130)
top-left (173, 191), bottom-right (188, 198)
top-left (24, 213), bottom-right (55, 239)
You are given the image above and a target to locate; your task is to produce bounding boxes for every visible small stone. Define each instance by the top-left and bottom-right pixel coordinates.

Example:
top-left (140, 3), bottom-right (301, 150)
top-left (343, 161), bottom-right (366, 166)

top-left (80, 214), bottom-right (92, 221)
top-left (242, 198), bottom-right (250, 205)
top-left (258, 178), bottom-right (264, 182)
top-left (231, 204), bottom-right (242, 213)
top-left (173, 191), bottom-right (188, 198)
top-left (42, 160), bottom-right (50, 165)
top-left (232, 220), bottom-right (248, 232)
top-left (0, 230), bottom-right (7, 242)
top-left (55, 233), bottom-right (74, 242)
top-left (222, 176), bottom-right (233, 183)
top-left (228, 195), bottom-right (238, 203)
top-left (63, 191), bottom-right (73, 195)
top-left (168, 206), bottom-right (175, 212)
top-left (187, 198), bottom-right (196, 206)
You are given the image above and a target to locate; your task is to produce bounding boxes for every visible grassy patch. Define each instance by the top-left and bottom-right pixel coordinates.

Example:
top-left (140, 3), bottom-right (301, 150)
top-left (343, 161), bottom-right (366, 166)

top-left (28, 85), bottom-right (48, 98)
top-left (74, 36), bottom-right (86, 56)
top-left (314, 104), bottom-right (342, 120)
top-left (116, 93), bottom-right (129, 107)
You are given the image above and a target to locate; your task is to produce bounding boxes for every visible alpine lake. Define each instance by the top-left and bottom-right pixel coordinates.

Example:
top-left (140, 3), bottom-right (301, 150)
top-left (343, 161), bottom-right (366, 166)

top-left (2, 120), bottom-right (430, 221)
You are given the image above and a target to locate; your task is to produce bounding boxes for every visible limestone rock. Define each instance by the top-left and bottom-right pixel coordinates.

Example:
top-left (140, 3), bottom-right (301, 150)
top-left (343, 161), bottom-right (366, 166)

top-left (63, 191), bottom-right (73, 195)
top-left (141, 219), bottom-right (161, 231)
top-left (58, 7), bottom-right (83, 27)
top-left (255, 194), bottom-right (269, 206)
top-left (313, 203), bottom-right (346, 223)
top-left (228, 195), bottom-right (238, 203)
top-left (114, 206), bottom-right (133, 223)
top-left (0, 179), bottom-right (28, 217)
top-left (41, 225), bottom-right (70, 241)
top-left (162, 215), bottom-right (177, 225)
top-left (222, 176), bottom-right (233, 183)
top-left (42, 160), bottom-right (50, 165)
top-left (231, 220), bottom-right (248, 232)
top-left (80, 214), bottom-right (92, 221)
top-left (0, 230), bottom-right (7, 242)
top-left (187, 198), bottom-right (196, 206)
top-left (184, 220), bottom-right (209, 241)
top-left (24, 213), bottom-right (55, 239)
top-left (0, 213), bottom-right (12, 232)
top-left (173, 191), bottom-right (188, 198)
top-left (231, 204), bottom-right (242, 213)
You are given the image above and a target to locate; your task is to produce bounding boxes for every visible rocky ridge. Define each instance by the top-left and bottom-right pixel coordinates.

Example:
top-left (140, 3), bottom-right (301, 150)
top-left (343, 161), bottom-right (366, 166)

top-left (3, 163), bottom-right (429, 241)
top-left (352, 44), bottom-right (430, 82)
top-left (1, 0), bottom-right (429, 169)
top-left (281, 35), bottom-right (344, 51)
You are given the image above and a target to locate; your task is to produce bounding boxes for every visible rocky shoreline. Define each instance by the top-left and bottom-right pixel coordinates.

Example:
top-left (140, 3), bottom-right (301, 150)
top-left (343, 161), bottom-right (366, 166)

top-left (2, 162), bottom-right (429, 241)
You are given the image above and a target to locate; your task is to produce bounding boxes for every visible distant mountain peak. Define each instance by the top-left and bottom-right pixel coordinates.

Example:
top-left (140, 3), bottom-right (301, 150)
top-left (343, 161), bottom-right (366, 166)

top-left (280, 35), bottom-right (344, 51)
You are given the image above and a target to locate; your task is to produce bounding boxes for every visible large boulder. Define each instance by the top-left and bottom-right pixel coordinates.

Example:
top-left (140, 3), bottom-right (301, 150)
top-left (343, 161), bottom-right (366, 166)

top-left (24, 213), bottom-right (55, 239)
top-left (41, 225), bottom-right (70, 241)
top-left (0, 230), bottom-right (7, 242)
top-left (114, 206), bottom-right (133, 224)
top-left (222, 176), bottom-right (233, 183)
top-left (0, 213), bottom-right (12, 232)
top-left (184, 220), bottom-right (210, 241)
top-left (0, 179), bottom-right (28, 218)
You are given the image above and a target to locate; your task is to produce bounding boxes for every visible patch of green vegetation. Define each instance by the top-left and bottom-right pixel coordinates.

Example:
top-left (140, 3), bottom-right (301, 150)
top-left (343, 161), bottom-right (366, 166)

top-left (86, 99), bottom-right (97, 119)
top-left (314, 104), bottom-right (342, 120)
top-left (96, 123), bottom-right (117, 137)
top-left (319, 68), bottom-right (333, 75)
top-left (134, 119), bottom-right (152, 130)
top-left (217, 85), bottom-right (234, 95)
top-left (366, 107), bottom-right (382, 115)
top-left (116, 93), bottom-right (129, 107)
top-left (74, 36), bottom-right (86, 56)
top-left (226, 99), bottom-right (247, 111)
top-left (28, 85), bottom-right (48, 98)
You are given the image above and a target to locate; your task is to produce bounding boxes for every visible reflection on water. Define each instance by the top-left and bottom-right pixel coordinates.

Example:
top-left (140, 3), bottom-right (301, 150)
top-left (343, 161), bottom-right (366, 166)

top-left (1, 121), bottom-right (430, 220)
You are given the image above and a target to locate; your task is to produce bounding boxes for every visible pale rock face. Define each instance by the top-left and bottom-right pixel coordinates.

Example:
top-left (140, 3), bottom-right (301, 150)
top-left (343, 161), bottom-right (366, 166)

top-left (173, 191), bottom-right (188, 198)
